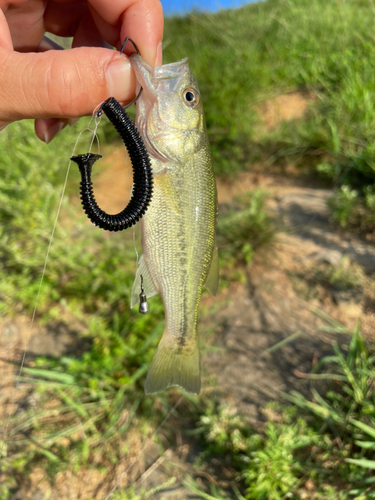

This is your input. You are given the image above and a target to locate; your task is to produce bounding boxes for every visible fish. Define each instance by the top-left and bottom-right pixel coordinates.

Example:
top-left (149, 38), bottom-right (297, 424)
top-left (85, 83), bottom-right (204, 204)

top-left (129, 54), bottom-right (218, 395)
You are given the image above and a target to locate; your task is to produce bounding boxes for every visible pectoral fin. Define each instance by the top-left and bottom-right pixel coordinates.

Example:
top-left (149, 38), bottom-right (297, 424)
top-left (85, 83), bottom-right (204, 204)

top-left (204, 245), bottom-right (219, 296)
top-left (155, 174), bottom-right (181, 215)
top-left (131, 255), bottom-right (158, 309)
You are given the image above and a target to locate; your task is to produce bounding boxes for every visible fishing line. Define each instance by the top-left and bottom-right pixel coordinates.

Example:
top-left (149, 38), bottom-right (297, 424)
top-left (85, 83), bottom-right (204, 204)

top-left (88, 105), bottom-right (103, 155)
top-left (121, 138), bottom-right (140, 268)
top-left (103, 396), bottom-right (184, 500)
top-left (0, 116), bottom-right (102, 457)
top-left (133, 228), bottom-right (140, 267)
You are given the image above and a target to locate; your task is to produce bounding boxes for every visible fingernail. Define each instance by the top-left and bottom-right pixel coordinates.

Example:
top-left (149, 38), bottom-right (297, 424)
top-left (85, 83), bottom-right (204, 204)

top-left (44, 120), bottom-right (65, 144)
top-left (107, 58), bottom-right (133, 100)
top-left (156, 42), bottom-right (163, 66)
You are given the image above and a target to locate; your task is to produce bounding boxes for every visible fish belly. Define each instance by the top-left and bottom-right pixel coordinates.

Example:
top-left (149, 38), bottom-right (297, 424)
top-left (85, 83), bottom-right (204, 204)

top-left (142, 144), bottom-right (216, 394)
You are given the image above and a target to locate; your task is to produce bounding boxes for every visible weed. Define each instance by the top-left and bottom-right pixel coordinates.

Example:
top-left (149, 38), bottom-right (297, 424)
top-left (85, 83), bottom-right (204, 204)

top-left (217, 189), bottom-right (275, 267)
top-left (110, 478), bottom-right (177, 499)
top-left (184, 476), bottom-right (247, 500)
top-left (329, 185), bottom-right (375, 234)
top-left (329, 186), bottom-right (360, 228)
top-left (290, 256), bottom-right (364, 304)
top-left (195, 401), bottom-right (249, 458)
top-left (188, 316), bottom-right (375, 500)
top-left (286, 321), bottom-right (375, 498)
top-left (327, 257), bottom-right (364, 291)
top-left (193, 401), bottom-right (319, 500)
top-left (243, 416), bottom-right (316, 500)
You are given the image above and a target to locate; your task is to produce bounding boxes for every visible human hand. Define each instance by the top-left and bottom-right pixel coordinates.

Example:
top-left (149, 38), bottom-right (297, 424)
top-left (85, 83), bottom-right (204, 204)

top-left (0, 0), bottom-right (163, 142)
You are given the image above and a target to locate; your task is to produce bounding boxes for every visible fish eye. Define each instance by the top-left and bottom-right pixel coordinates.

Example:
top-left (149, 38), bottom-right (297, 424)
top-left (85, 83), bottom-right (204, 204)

top-left (182, 87), bottom-right (200, 107)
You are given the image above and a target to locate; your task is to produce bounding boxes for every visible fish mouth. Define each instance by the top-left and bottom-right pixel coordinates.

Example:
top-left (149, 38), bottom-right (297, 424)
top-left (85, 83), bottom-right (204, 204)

top-left (130, 55), bottom-right (162, 162)
top-left (130, 54), bottom-right (189, 91)
top-left (130, 55), bottom-right (156, 96)
top-left (130, 54), bottom-right (189, 164)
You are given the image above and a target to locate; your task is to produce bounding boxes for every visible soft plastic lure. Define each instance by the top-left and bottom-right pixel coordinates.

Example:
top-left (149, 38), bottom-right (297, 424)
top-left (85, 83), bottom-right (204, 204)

top-left (71, 39), bottom-right (153, 232)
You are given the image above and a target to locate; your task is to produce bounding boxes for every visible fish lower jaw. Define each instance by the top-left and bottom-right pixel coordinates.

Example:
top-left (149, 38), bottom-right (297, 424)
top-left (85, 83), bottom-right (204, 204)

top-left (137, 118), bottom-right (171, 165)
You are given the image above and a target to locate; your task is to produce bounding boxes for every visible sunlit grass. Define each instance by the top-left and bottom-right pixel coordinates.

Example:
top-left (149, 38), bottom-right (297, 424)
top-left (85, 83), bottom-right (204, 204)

top-left (188, 318), bottom-right (375, 500)
top-left (164, 0), bottom-right (375, 228)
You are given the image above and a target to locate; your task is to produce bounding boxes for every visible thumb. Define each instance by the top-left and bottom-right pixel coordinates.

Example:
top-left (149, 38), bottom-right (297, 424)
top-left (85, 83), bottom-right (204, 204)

top-left (0, 47), bottom-right (135, 123)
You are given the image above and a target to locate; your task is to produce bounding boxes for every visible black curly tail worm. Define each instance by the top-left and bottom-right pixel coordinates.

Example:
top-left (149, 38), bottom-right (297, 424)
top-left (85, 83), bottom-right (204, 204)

top-left (71, 97), bottom-right (153, 232)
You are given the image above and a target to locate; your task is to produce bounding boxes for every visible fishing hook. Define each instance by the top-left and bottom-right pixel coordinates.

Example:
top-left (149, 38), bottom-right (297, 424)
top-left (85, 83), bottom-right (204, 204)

top-left (120, 38), bottom-right (143, 109)
top-left (96, 37), bottom-right (143, 117)
top-left (71, 38), bottom-right (153, 232)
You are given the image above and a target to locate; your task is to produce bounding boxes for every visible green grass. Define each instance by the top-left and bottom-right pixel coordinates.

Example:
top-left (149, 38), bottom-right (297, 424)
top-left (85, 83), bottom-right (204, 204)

top-left (163, 0), bottom-right (375, 230)
top-left (1, 296), bottom-right (170, 488)
top-left (217, 189), bottom-right (276, 267)
top-left (0, 118), bottom-right (171, 494)
top-left (188, 321), bottom-right (375, 500)
top-left (107, 478), bottom-right (177, 500)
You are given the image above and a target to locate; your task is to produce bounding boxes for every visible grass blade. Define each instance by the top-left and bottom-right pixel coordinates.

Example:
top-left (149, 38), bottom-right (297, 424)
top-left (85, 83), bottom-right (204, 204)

top-left (351, 419), bottom-right (375, 439)
top-left (260, 330), bottom-right (303, 357)
top-left (22, 367), bottom-right (76, 385)
top-left (345, 458), bottom-right (375, 469)
top-left (354, 440), bottom-right (375, 450)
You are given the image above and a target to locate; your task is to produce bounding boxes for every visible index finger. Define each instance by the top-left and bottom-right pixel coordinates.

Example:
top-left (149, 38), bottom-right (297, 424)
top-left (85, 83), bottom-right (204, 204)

top-left (88, 0), bottom-right (163, 65)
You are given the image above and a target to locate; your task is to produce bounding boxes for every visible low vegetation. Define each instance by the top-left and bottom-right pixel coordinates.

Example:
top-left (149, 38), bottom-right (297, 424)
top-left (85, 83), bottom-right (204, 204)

top-left (163, 0), bottom-right (375, 231)
top-left (289, 256), bottom-right (365, 304)
top-left (217, 189), bottom-right (276, 267)
top-left (187, 323), bottom-right (375, 500)
top-left (0, 120), bottom-right (172, 494)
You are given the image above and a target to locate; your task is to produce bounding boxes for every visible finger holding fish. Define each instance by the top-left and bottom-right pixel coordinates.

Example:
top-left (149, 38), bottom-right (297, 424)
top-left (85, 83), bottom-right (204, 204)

top-left (0, 0), bottom-right (163, 142)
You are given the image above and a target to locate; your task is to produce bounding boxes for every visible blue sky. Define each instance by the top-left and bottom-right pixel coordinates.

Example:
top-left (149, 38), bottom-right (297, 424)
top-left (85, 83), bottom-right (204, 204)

top-left (161, 0), bottom-right (257, 16)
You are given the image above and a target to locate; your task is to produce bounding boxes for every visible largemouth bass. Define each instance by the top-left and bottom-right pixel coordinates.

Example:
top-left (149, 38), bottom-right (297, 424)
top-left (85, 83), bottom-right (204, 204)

top-left (129, 54), bottom-right (218, 394)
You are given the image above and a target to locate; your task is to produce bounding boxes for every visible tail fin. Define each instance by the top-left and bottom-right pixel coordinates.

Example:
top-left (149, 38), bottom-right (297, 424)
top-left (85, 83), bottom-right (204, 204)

top-left (144, 336), bottom-right (200, 395)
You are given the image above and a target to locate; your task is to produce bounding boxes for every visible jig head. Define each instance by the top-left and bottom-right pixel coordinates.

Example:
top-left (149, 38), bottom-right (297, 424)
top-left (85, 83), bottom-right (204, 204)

top-left (71, 38), bottom-right (153, 232)
top-left (138, 274), bottom-right (149, 314)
